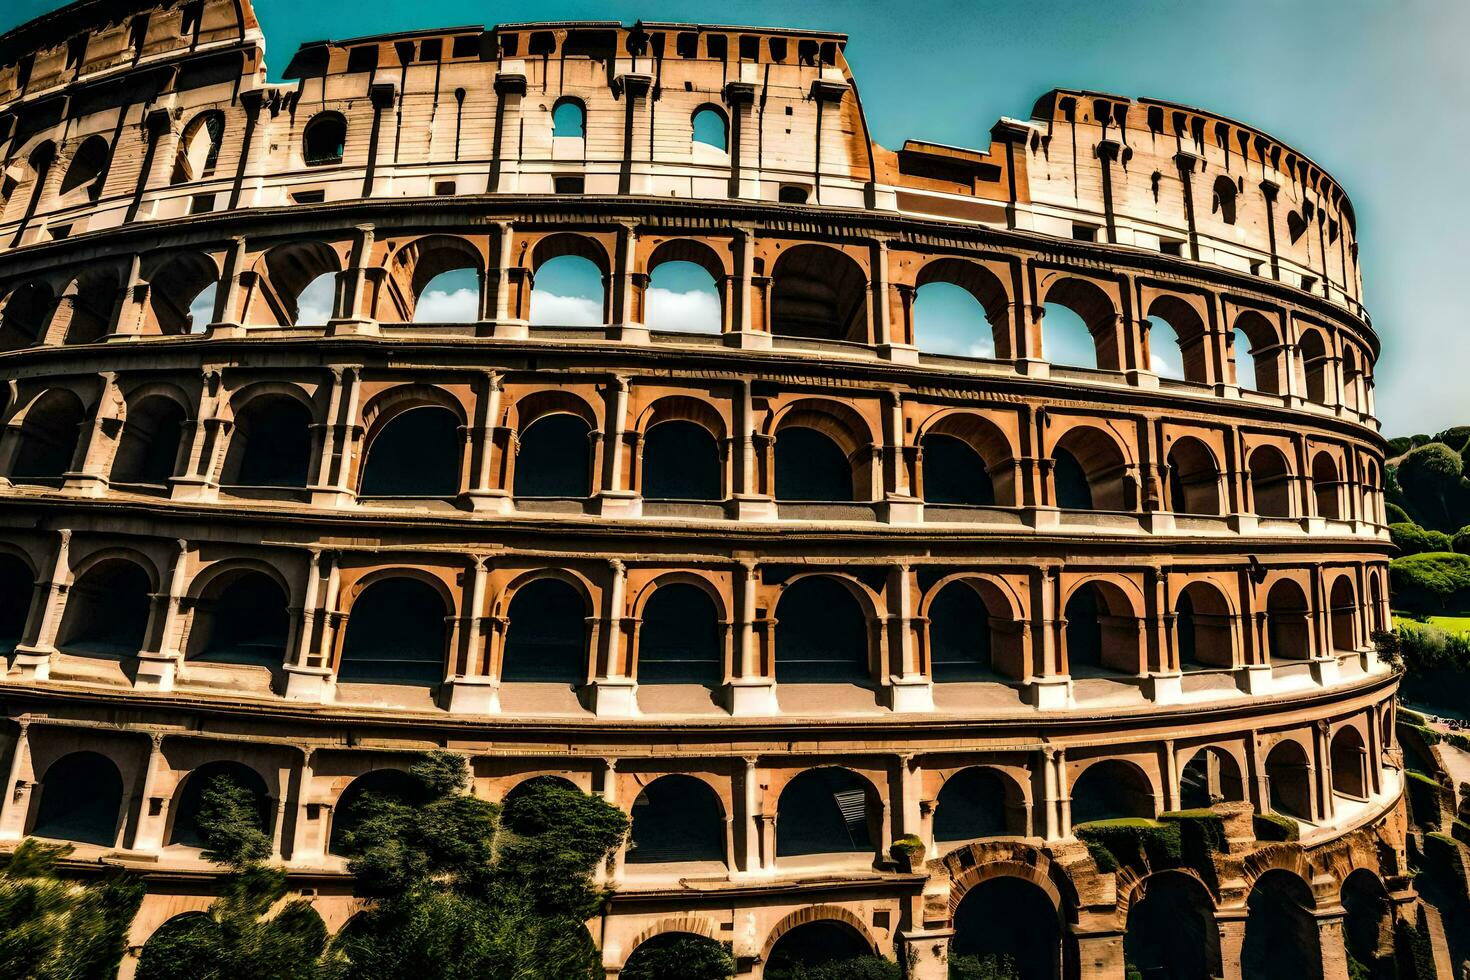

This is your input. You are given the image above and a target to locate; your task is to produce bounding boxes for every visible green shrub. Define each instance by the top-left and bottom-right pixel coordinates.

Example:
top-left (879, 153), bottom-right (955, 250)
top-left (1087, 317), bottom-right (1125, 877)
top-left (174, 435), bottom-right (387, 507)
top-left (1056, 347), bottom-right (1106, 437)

top-left (1453, 526), bottom-right (1470, 555)
top-left (1397, 444), bottom-right (1468, 532)
top-left (1390, 522), bottom-right (1453, 556)
top-left (1385, 502), bottom-right (1412, 524)
top-left (1159, 809), bottom-right (1226, 874)
top-left (766, 956), bottom-right (902, 980)
top-left (1407, 770), bottom-right (1446, 829)
top-left (621, 935), bottom-right (735, 980)
top-left (195, 773), bottom-right (272, 868)
top-left (1388, 437), bottom-right (1416, 457)
top-left (1435, 426), bottom-right (1470, 452)
top-left (949, 953), bottom-right (1022, 980)
top-left (1252, 812), bottom-right (1299, 842)
top-left (1075, 818), bottom-right (1181, 872)
top-left (1396, 621), bottom-right (1470, 672)
top-left (1390, 552), bottom-right (1470, 611)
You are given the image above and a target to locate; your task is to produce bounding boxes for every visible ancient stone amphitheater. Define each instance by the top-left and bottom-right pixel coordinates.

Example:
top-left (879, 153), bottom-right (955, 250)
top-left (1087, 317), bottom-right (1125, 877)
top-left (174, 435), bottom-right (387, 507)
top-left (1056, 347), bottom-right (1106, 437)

top-left (0, 1), bottom-right (1415, 977)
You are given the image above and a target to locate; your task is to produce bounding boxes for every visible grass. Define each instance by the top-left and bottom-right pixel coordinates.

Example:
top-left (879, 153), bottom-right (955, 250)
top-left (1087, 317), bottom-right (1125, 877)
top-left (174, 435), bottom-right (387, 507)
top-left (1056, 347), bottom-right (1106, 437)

top-left (1393, 611), bottom-right (1470, 635)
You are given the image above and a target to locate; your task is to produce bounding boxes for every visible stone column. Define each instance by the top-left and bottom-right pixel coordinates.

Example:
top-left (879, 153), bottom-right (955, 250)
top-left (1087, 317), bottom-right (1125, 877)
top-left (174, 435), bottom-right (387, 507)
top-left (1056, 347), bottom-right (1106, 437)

top-left (887, 564), bottom-right (933, 711)
top-left (596, 376), bottom-right (639, 517)
top-left (289, 749), bottom-right (320, 862)
top-left (0, 721), bottom-right (34, 840)
top-left (447, 557), bottom-right (498, 714)
top-left (728, 560), bottom-right (777, 715)
top-left (725, 226), bottom-right (768, 349)
top-left (590, 560), bottom-right (637, 716)
top-left (1215, 911), bottom-right (1249, 980)
top-left (130, 733), bottom-right (168, 852)
top-left (328, 225), bottom-right (378, 334)
top-left (731, 380), bottom-right (775, 520)
top-left (467, 372), bottom-right (510, 512)
top-left (1316, 907), bottom-right (1352, 980)
top-left (11, 529), bottom-right (71, 678)
top-left (135, 538), bottom-right (189, 691)
top-left (284, 551), bottom-right (336, 701)
top-left (738, 755), bottom-right (762, 875)
top-left (609, 223), bottom-right (645, 341)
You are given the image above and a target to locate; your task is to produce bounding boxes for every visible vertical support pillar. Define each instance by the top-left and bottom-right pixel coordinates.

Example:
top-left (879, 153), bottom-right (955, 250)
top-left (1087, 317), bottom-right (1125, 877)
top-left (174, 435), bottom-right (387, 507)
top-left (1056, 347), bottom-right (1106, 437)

top-left (0, 721), bottom-right (33, 840)
top-left (596, 376), bottom-right (639, 516)
top-left (135, 538), bottom-right (188, 691)
top-left (887, 564), bottom-right (932, 711)
top-left (725, 225), bottom-right (768, 349)
top-left (590, 560), bottom-right (637, 716)
top-left (130, 733), bottom-right (168, 852)
top-left (728, 560), bottom-right (777, 715)
top-left (11, 529), bottom-right (72, 678)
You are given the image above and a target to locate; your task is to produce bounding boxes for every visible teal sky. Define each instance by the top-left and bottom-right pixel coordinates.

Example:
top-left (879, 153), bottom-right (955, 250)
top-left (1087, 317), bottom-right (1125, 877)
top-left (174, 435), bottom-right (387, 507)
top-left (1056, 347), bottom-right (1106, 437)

top-left (5, 0), bottom-right (1464, 436)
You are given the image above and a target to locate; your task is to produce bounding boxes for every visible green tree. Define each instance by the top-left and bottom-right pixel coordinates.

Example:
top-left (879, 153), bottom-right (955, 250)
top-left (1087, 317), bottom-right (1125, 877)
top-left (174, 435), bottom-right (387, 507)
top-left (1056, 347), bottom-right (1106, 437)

top-left (195, 773), bottom-right (272, 868)
top-left (1397, 444), bottom-right (1469, 531)
top-left (0, 839), bottom-right (143, 980)
top-left (619, 933), bottom-right (735, 980)
top-left (1391, 552), bottom-right (1470, 612)
top-left (1390, 522), bottom-right (1454, 556)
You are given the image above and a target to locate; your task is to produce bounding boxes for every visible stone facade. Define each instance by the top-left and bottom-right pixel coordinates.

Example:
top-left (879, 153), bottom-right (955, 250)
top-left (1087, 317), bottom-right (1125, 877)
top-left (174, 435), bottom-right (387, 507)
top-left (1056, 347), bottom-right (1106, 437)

top-left (0, 2), bottom-right (1415, 978)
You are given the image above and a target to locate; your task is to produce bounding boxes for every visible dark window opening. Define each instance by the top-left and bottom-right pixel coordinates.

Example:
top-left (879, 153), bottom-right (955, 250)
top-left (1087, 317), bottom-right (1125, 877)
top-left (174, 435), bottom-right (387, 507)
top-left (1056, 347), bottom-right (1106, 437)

top-left (338, 578), bottom-right (447, 686)
top-left (774, 426), bottom-right (852, 501)
top-left (628, 775), bottom-right (724, 864)
top-left (642, 421), bottom-right (720, 500)
top-left (922, 435), bottom-right (994, 506)
top-left (502, 579), bottom-right (586, 684)
top-left (360, 407), bottom-right (462, 498)
top-left (638, 583), bottom-right (721, 685)
top-left (774, 577), bottom-right (867, 683)
top-left (303, 113), bottom-right (347, 166)
top-left (928, 584), bottom-right (993, 681)
top-left (776, 768), bottom-right (875, 856)
top-left (34, 752), bottom-right (123, 846)
top-left (193, 573), bottom-right (288, 667)
top-left (513, 413), bottom-right (591, 498)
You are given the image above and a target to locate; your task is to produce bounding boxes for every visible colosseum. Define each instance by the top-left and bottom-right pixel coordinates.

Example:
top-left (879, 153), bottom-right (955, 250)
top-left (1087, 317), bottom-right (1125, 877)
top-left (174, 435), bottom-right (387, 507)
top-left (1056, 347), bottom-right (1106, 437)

top-left (0, 0), bottom-right (1417, 977)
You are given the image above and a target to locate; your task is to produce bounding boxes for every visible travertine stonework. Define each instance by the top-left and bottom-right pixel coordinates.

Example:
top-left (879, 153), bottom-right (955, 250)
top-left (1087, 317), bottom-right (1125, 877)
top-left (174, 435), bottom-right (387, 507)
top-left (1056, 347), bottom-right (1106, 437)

top-left (0, 2), bottom-right (1416, 978)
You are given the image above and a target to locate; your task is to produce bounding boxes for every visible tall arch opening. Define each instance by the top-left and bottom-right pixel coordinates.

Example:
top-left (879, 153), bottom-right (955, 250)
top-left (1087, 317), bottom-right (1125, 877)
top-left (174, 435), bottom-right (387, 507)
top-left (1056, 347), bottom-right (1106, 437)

top-left (1341, 870), bottom-right (1395, 978)
top-left (1330, 726), bottom-right (1367, 799)
top-left (766, 921), bottom-right (876, 977)
top-left (1179, 747), bottom-right (1245, 808)
top-left (0, 554), bottom-right (32, 653)
top-left (1146, 296), bottom-right (1208, 382)
top-left (338, 578), bottom-right (447, 686)
top-left (627, 774), bottom-right (725, 865)
top-left (774, 577), bottom-right (868, 683)
top-left (190, 570), bottom-right (289, 667)
top-left (168, 761), bottom-right (269, 848)
top-left (245, 242), bottom-right (341, 326)
top-left (172, 111), bottom-right (225, 184)
top-left (111, 395), bottom-right (186, 486)
top-left (1242, 870), bottom-right (1320, 979)
top-left (1, 282), bottom-right (56, 350)
top-left (530, 242), bottom-right (606, 326)
top-left (1312, 452), bottom-right (1342, 519)
top-left (774, 425), bottom-right (854, 502)
top-left (1232, 312), bottom-right (1282, 394)
top-left (770, 245), bottom-right (869, 343)
top-left (913, 258), bottom-right (1009, 358)
top-left (502, 578), bottom-right (588, 684)
top-left (1247, 446), bottom-right (1293, 518)
top-left (223, 396), bottom-right (313, 488)
top-left (1265, 580), bottom-right (1311, 662)
top-left (1166, 437), bottom-right (1222, 515)
top-left (951, 876), bottom-right (1061, 980)
top-left (1042, 277), bottom-right (1119, 370)
top-left (934, 767), bottom-right (1021, 842)
top-left (1064, 582), bottom-right (1141, 676)
top-left (641, 420), bottom-right (721, 500)
top-left (1298, 329), bottom-right (1330, 404)
top-left (58, 135), bottom-right (111, 203)
top-left (62, 269), bottom-right (121, 345)
top-left (928, 580), bottom-right (1024, 681)
top-left (638, 583), bottom-right (721, 685)
top-left (1175, 582), bottom-right (1234, 670)
top-left (360, 406), bottom-right (462, 498)
top-left (646, 259), bottom-right (721, 334)
top-left (143, 251), bottom-right (218, 335)
top-left (1052, 428), bottom-right (1128, 511)
top-left (1264, 740), bottom-right (1313, 820)
top-left (1070, 759), bottom-right (1155, 824)
top-left (775, 767), bottom-right (877, 857)
top-left (33, 751), bottom-right (123, 846)
top-left (1124, 871), bottom-right (1221, 979)
top-left (1329, 576), bottom-right (1358, 654)
top-left (11, 390), bottom-right (84, 485)
top-left (921, 434), bottom-right (994, 505)
top-left (330, 769), bottom-right (425, 855)
top-left (514, 413), bottom-right (592, 498)
top-left (57, 558), bottom-right (151, 657)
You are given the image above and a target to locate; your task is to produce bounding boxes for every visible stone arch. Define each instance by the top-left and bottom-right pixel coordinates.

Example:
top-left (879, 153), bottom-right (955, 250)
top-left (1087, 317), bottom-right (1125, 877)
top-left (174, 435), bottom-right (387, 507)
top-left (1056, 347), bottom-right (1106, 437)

top-left (690, 103), bottom-right (728, 151)
top-left (643, 239), bottom-right (726, 335)
top-left (302, 110), bottom-right (347, 166)
top-left (1063, 577), bottom-right (1145, 675)
top-left (166, 759), bottom-right (271, 848)
top-left (1340, 868), bottom-right (1395, 975)
top-left (1264, 738), bottom-right (1314, 821)
top-left (383, 235), bottom-right (486, 324)
top-left (635, 395), bottom-right (726, 501)
top-left (912, 257), bottom-right (1012, 357)
top-left (1297, 326), bottom-right (1331, 404)
top-left (775, 766), bottom-right (882, 858)
top-left (221, 388), bottom-right (315, 488)
top-left (950, 865), bottom-right (1065, 980)
top-left (1366, 570), bottom-right (1386, 634)
top-left (1038, 274), bottom-right (1123, 370)
top-left (551, 97), bottom-right (586, 139)
top-left (1265, 578), bottom-right (1312, 662)
top-left (921, 575), bottom-right (1027, 681)
top-left (1328, 574), bottom-right (1358, 654)
top-left (0, 550), bottom-right (35, 651)
top-left (1147, 294), bottom-right (1211, 383)
top-left (1069, 758), bottom-right (1157, 824)
top-left (500, 573), bottom-right (593, 684)
top-left (1330, 724), bottom-right (1368, 799)
top-left (1179, 745), bottom-right (1246, 807)
top-left (934, 766), bottom-right (1026, 841)
top-left (500, 773), bottom-right (582, 805)
top-left (627, 773), bottom-right (726, 865)
top-left (172, 110), bottom-right (226, 184)
top-left (623, 916), bottom-right (723, 958)
top-left (760, 905), bottom-right (881, 967)
top-left (770, 244), bottom-right (870, 343)
top-left (358, 386), bottom-right (467, 499)
top-left (244, 241), bottom-right (344, 326)
top-left (510, 392), bottom-right (597, 499)
top-left (32, 750), bottom-right (124, 846)
top-left (186, 564), bottom-right (291, 668)
top-left (9, 388), bottom-right (85, 484)
top-left (1051, 423), bottom-right (1131, 511)
top-left (774, 574), bottom-right (875, 683)
top-left (0, 280), bottom-right (56, 351)
top-left (140, 250), bottom-right (220, 335)
top-left (1175, 579), bottom-right (1236, 669)
top-left (60, 267), bottom-right (122, 345)
top-left (329, 767), bottom-right (424, 854)
top-left (337, 574), bottom-right (452, 686)
top-left (1312, 451), bottom-right (1343, 520)
top-left (918, 411), bottom-right (1017, 507)
top-left (112, 389), bottom-right (190, 486)
top-left (633, 576), bottom-right (725, 686)
top-left (530, 232), bottom-right (611, 278)
top-left (1166, 435), bottom-right (1222, 515)
top-left (57, 554), bottom-right (155, 657)
top-left (1247, 444), bottom-right (1295, 518)
top-left (769, 398), bottom-right (875, 502)
top-left (1241, 866), bottom-right (1322, 979)
top-left (1232, 310), bottom-right (1286, 394)
top-left (57, 134), bottom-right (111, 204)
top-left (1121, 869), bottom-right (1222, 979)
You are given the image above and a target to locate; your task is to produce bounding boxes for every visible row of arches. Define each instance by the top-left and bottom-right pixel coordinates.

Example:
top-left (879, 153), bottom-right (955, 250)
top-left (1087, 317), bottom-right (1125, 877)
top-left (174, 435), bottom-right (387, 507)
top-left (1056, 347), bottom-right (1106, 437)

top-left (1, 379), bottom-right (1382, 524)
top-left (0, 548), bottom-right (1386, 692)
top-left (0, 235), bottom-right (1376, 411)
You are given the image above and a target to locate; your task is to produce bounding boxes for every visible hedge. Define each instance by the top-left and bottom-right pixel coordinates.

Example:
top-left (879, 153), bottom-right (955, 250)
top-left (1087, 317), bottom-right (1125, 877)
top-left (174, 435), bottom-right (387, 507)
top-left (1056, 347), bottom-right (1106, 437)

top-left (1159, 809), bottom-right (1226, 875)
top-left (1252, 812), bottom-right (1299, 842)
top-left (1390, 523), bottom-right (1453, 556)
top-left (1395, 621), bottom-right (1470, 672)
top-left (1390, 552), bottom-right (1470, 611)
top-left (1406, 769), bottom-right (1446, 829)
top-left (1075, 818), bottom-right (1181, 872)
top-left (1386, 502), bottom-right (1412, 525)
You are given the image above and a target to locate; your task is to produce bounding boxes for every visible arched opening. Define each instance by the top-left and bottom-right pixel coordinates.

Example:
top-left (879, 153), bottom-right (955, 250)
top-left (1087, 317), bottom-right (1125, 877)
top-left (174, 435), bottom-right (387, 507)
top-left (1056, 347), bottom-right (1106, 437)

top-left (530, 252), bottom-right (605, 326)
top-left (1298, 329), bottom-right (1330, 404)
top-left (57, 558), bottom-right (151, 657)
top-left (1147, 296), bottom-right (1209, 382)
top-left (1264, 740), bottom-right (1313, 821)
top-left (411, 268), bottom-right (480, 323)
top-left (223, 395), bottom-right (313, 488)
top-left (144, 252), bottom-right (218, 335)
top-left (627, 774), bottom-right (725, 864)
top-left (1342, 347), bottom-right (1363, 414)
top-left (1341, 870), bottom-right (1394, 978)
top-left (637, 583), bottom-right (722, 685)
top-left (552, 98), bottom-right (586, 138)
top-left (360, 406), bottom-right (462, 498)
top-left (1232, 312), bottom-right (1282, 394)
top-left (642, 420), bottom-right (721, 500)
top-left (1330, 727), bottom-right (1367, 799)
top-left (1230, 328), bottom-right (1259, 392)
top-left (190, 571), bottom-right (289, 667)
top-left (169, 761), bottom-right (269, 848)
top-left (1166, 437), bottom-right (1222, 515)
top-left (303, 112), bottom-right (347, 166)
top-left (1175, 582), bottom-right (1234, 670)
top-left (1070, 759), bottom-right (1155, 824)
top-left (1312, 452), bottom-right (1342, 520)
top-left (0, 555), bottom-right (32, 653)
top-left (33, 751), bottom-right (123, 846)
top-left (928, 581), bottom-right (1003, 681)
top-left (111, 395), bottom-right (186, 486)
top-left (770, 245), bottom-right (869, 343)
top-left (11, 390), bottom-right (84, 484)
top-left (292, 273), bottom-right (337, 325)
top-left (951, 876), bottom-right (1061, 980)
top-left (1052, 428), bottom-right (1129, 511)
top-left (1212, 175), bottom-right (1238, 225)
top-left (774, 425), bottom-right (854, 501)
top-left (338, 578), bottom-right (447, 686)
top-left (775, 768), bottom-right (877, 857)
top-left (766, 921), bottom-right (875, 978)
top-left (62, 269), bottom-right (121, 345)
top-left (913, 259), bottom-right (1009, 358)
top-left (646, 260), bottom-right (721, 334)
top-left (1242, 870), bottom-right (1320, 980)
top-left (691, 106), bottom-right (727, 151)
top-left (1329, 577), bottom-right (1358, 654)
top-left (0, 282), bottom-right (55, 351)
top-left (1265, 580), bottom-right (1311, 662)
top-left (1247, 446), bottom-right (1294, 518)
top-left (513, 413), bottom-right (592, 498)
top-left (384, 238), bottom-right (485, 325)
top-left (1368, 573), bottom-right (1385, 635)
top-left (1179, 747), bottom-right (1245, 808)
top-left (245, 242), bottom-right (342, 326)
top-left (58, 135), bottom-right (110, 202)
top-left (934, 767), bottom-right (1021, 842)
top-left (922, 434), bottom-right (994, 505)
top-left (1124, 870), bottom-right (1221, 980)
top-left (774, 577), bottom-right (869, 683)
top-left (1064, 582), bottom-right (1141, 676)
top-left (502, 774), bottom-right (580, 807)
top-left (1042, 277), bottom-right (1119, 370)
top-left (502, 578), bottom-right (588, 684)
top-left (172, 111), bottom-right (225, 184)
top-left (329, 769), bottom-right (425, 855)
top-left (621, 932), bottom-right (732, 980)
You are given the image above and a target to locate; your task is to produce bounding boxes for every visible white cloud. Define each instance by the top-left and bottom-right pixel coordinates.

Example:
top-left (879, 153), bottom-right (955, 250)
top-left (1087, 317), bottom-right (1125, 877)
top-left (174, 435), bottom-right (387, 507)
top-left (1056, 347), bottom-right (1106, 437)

top-left (414, 287), bottom-right (479, 323)
top-left (966, 339), bottom-right (996, 359)
top-left (646, 287), bottom-right (721, 333)
top-left (530, 291), bottom-right (603, 326)
top-left (1151, 351), bottom-right (1183, 378)
top-left (294, 275), bottom-right (336, 326)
